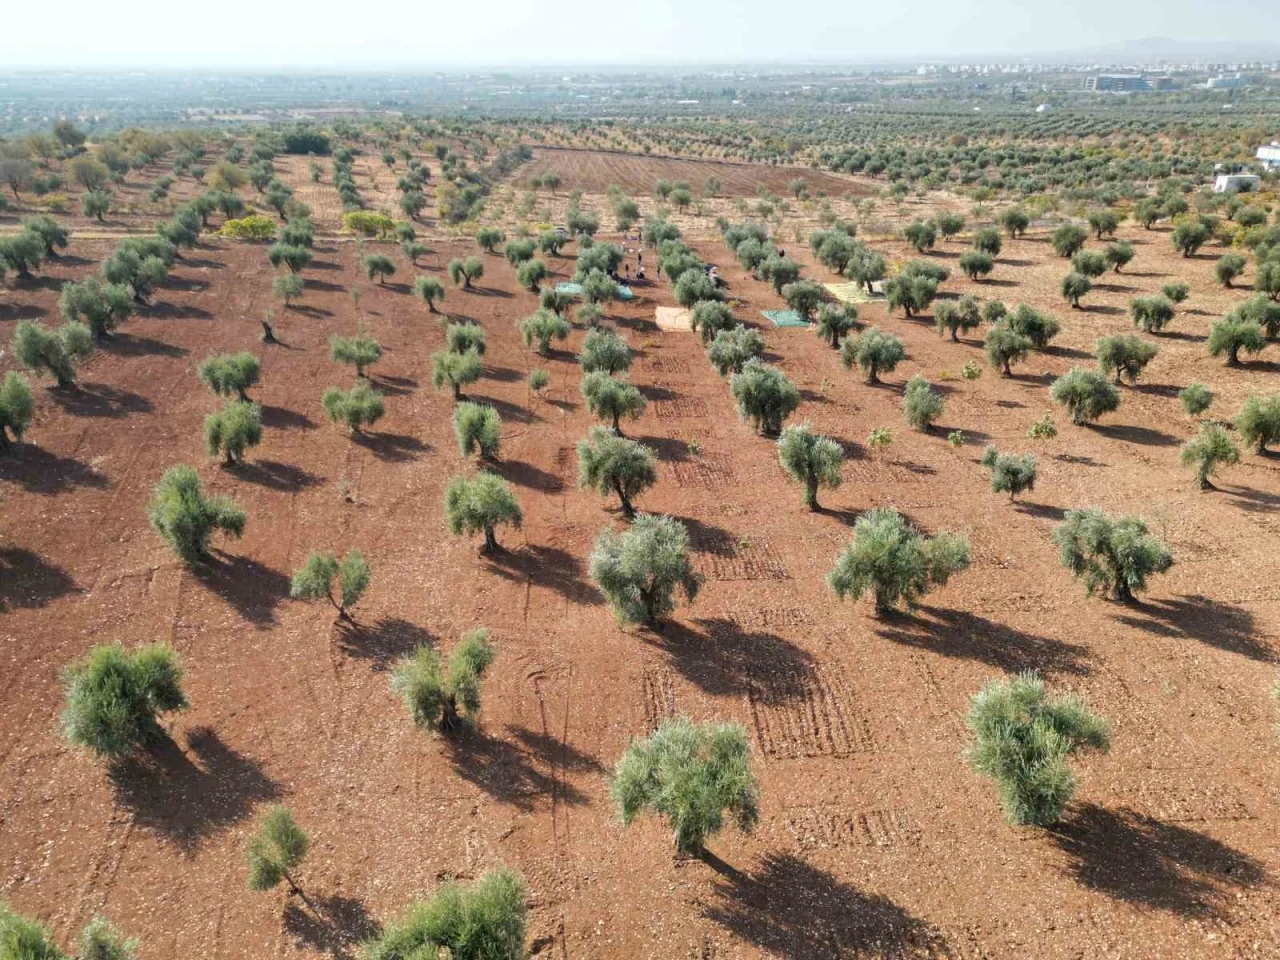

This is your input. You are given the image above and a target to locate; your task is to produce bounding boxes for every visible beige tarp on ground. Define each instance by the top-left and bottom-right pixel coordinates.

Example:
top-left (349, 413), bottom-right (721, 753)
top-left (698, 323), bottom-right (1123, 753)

top-left (655, 306), bottom-right (693, 332)
top-left (824, 281), bottom-right (884, 304)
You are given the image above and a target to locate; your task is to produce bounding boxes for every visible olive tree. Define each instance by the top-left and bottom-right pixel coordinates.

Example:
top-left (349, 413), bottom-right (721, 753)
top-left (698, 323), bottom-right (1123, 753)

top-left (444, 471), bottom-right (522, 553)
top-left (447, 256), bottom-right (484, 289)
top-left (246, 806), bottom-right (310, 900)
top-left (148, 465), bottom-right (246, 564)
top-left (361, 253), bottom-right (396, 284)
top-left (1050, 368), bottom-right (1120, 425)
top-left (198, 351), bottom-right (261, 400)
top-left (431, 348), bottom-right (483, 400)
top-left (984, 325), bottom-right (1032, 376)
top-left (454, 402), bottom-right (501, 459)
top-left (972, 227), bottom-right (1002, 256)
top-left (475, 227), bottom-right (505, 253)
top-left (707, 325), bottom-right (765, 376)
top-left (515, 258), bottom-right (548, 293)
top-left (1050, 224), bottom-right (1087, 258)
top-left (0, 372), bottom-right (35, 448)
top-left (290, 549), bottom-right (371, 621)
top-left (815, 302), bottom-right (858, 348)
top-left (612, 718), bottom-right (758, 855)
top-left (827, 507), bottom-right (970, 616)
top-left (1060, 271), bottom-right (1091, 309)
top-left (391, 629), bottom-right (496, 732)
top-left (966, 673), bottom-right (1110, 826)
top-left (1235, 393), bottom-right (1280, 453)
top-left (958, 250), bottom-right (994, 281)
top-left (445, 322), bottom-right (486, 357)
top-left (330, 328), bottom-right (382, 378)
top-left (205, 400), bottom-right (262, 465)
top-left (1180, 423), bottom-right (1239, 489)
top-left (691, 300), bottom-right (735, 345)
top-left (577, 427), bottom-right (657, 519)
top-left (361, 870), bottom-right (526, 960)
top-left (322, 382), bottom-right (385, 433)
top-left (938, 213), bottom-right (966, 241)
top-left (589, 513), bottom-right (701, 627)
top-left (841, 326), bottom-right (905, 384)
top-left (1086, 209), bottom-right (1120, 239)
top-left (730, 359), bottom-right (800, 436)
top-left (0, 906), bottom-right (139, 960)
top-left (581, 371), bottom-right (646, 435)
top-left (271, 272), bottom-right (304, 308)
top-left (1129, 296), bottom-right (1175, 334)
top-left (1007, 304), bottom-right (1060, 348)
top-left (579, 327), bottom-right (632, 375)
top-left (61, 642), bottom-right (187, 757)
top-left (1095, 335), bottom-right (1158, 384)
top-left (14, 319), bottom-right (93, 388)
top-left (1000, 207), bottom-right (1030, 238)
top-left (934, 296), bottom-right (981, 342)
top-left (1171, 220), bottom-right (1211, 257)
top-left (1052, 508), bottom-right (1172, 602)
top-left (1208, 316), bottom-right (1266, 366)
top-left (267, 243), bottom-right (312, 274)
top-left (781, 279), bottom-right (827, 323)
top-left (903, 375), bottom-right (943, 430)
top-left (979, 446), bottom-right (1037, 500)
top-left (412, 275), bottom-right (445, 312)
top-left (1179, 382), bottom-right (1213, 417)
top-left (777, 423), bottom-right (843, 510)
top-left (903, 219), bottom-right (937, 253)
top-left (1070, 250), bottom-right (1108, 279)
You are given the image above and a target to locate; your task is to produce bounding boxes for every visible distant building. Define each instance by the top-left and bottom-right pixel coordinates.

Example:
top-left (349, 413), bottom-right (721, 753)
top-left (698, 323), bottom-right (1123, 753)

top-left (1256, 143), bottom-right (1280, 170)
top-left (1214, 174), bottom-right (1261, 194)
top-left (1150, 76), bottom-right (1175, 90)
top-left (1085, 74), bottom-right (1150, 92)
top-left (1207, 74), bottom-right (1245, 89)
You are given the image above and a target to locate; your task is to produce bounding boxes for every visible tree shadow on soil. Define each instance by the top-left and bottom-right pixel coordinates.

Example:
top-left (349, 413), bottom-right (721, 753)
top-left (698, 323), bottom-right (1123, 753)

top-left (1113, 595), bottom-right (1273, 662)
top-left (0, 547), bottom-right (79, 610)
top-left (109, 726), bottom-right (281, 854)
top-left (1049, 803), bottom-right (1266, 917)
top-left (50, 381), bottom-right (153, 418)
top-left (370, 374), bottom-right (417, 397)
top-left (875, 606), bottom-right (1091, 676)
top-left (466, 394), bottom-right (537, 425)
top-left (336, 616), bottom-right (434, 671)
top-left (195, 552), bottom-right (290, 628)
top-left (492, 458), bottom-right (562, 492)
top-left (1226, 485), bottom-right (1280, 513)
top-left (260, 404), bottom-right (316, 430)
top-left (1093, 423), bottom-right (1179, 447)
top-left (235, 459), bottom-right (323, 491)
top-left (352, 431), bottom-right (429, 463)
top-left (484, 544), bottom-right (602, 606)
top-left (701, 851), bottom-right (952, 959)
top-left (443, 725), bottom-right (590, 812)
top-left (0, 444), bottom-right (110, 494)
top-left (637, 434), bottom-right (690, 462)
top-left (650, 618), bottom-right (817, 699)
top-left (283, 895), bottom-right (380, 960)
top-left (100, 331), bottom-right (190, 357)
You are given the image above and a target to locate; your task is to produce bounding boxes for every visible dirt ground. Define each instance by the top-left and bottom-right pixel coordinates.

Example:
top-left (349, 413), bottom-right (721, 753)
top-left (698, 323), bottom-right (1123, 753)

top-left (0, 213), bottom-right (1278, 959)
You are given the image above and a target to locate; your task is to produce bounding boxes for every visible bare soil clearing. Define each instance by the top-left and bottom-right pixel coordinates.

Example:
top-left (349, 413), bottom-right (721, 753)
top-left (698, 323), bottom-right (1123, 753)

top-left (0, 219), bottom-right (1277, 959)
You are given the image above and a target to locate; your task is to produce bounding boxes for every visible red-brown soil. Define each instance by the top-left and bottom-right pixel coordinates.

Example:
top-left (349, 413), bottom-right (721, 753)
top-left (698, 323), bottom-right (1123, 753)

top-left (521, 147), bottom-right (871, 200)
top-left (0, 217), bottom-right (1277, 959)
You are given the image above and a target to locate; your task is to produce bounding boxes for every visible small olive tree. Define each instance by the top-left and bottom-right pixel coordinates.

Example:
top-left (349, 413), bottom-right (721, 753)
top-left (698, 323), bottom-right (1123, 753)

top-left (815, 302), bottom-right (858, 348)
top-left (777, 423), bottom-right (843, 510)
top-left (0, 372), bottom-right (35, 448)
top-left (1208, 317), bottom-right (1266, 366)
top-left (984, 324), bottom-right (1031, 376)
top-left (828, 508), bottom-right (970, 615)
top-left (1050, 368), bottom-right (1120, 425)
top-left (14, 319), bottom-right (94, 388)
top-left (412, 275), bottom-right (445, 312)
top-left (1129, 296), bottom-right (1175, 334)
top-left (149, 465), bottom-right (245, 564)
top-left (519, 310), bottom-right (571, 356)
top-left (730, 360), bottom-right (800, 436)
top-left (205, 400), bottom-right (263, 465)
top-left (577, 427), bottom-right (657, 519)
top-left (444, 471), bottom-right (522, 553)
top-left (903, 375), bottom-right (944, 430)
top-left (581, 371), bottom-right (646, 435)
top-left (431, 348), bottom-right (483, 401)
top-left (966, 673), bottom-right (1110, 826)
top-left (290, 549), bottom-right (370, 621)
top-left (979, 446), bottom-right (1037, 500)
top-left (841, 326), bottom-right (905, 384)
top-left (447, 256), bottom-right (484, 289)
top-left (454, 402), bottom-right (501, 459)
top-left (361, 870), bottom-right (526, 960)
top-left (1095, 335), bottom-right (1158, 384)
top-left (707, 325), bottom-right (765, 376)
top-left (445, 322), bottom-right (486, 357)
top-left (198, 351), bottom-right (261, 401)
top-left (330, 328), bottom-right (382, 378)
top-left (691, 300), bottom-right (735, 345)
top-left (612, 717), bottom-right (758, 855)
top-left (61, 642), bottom-right (188, 757)
top-left (1180, 423), bottom-right (1239, 490)
top-left (580, 327), bottom-right (632, 374)
top-left (322, 382), bottom-right (385, 433)
top-left (391, 629), bottom-right (496, 732)
top-left (1051, 508), bottom-right (1172, 602)
top-left (589, 513), bottom-right (701, 627)
top-left (246, 806), bottom-right (310, 899)
top-left (1235, 393), bottom-right (1280, 453)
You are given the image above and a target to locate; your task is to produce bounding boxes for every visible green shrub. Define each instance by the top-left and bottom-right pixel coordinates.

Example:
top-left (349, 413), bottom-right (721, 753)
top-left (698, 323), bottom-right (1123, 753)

top-left (1179, 382), bottom-right (1213, 417)
top-left (958, 250), bottom-right (994, 281)
top-left (330, 328), bottom-right (382, 377)
top-left (966, 673), bottom-right (1110, 826)
top-left (61, 642), bottom-right (187, 757)
top-left (828, 507), bottom-right (970, 615)
top-left (445, 322), bottom-right (486, 357)
top-left (1162, 281), bottom-right (1190, 305)
top-left (528, 369), bottom-right (550, 393)
top-left (431, 349), bottom-right (483, 400)
top-left (841, 326), bottom-right (905, 384)
top-left (581, 371), bottom-right (646, 435)
top-left (903, 376), bottom-right (944, 430)
top-left (1180, 423), bottom-right (1239, 489)
top-left (1050, 368), bottom-right (1120, 425)
top-left (577, 427), bottom-right (657, 519)
top-left (1052, 508), bottom-right (1172, 601)
top-left (361, 869), bottom-right (526, 960)
top-left (579, 327), bottom-right (632, 375)
top-left (391, 629), bottom-right (496, 733)
top-left (1027, 414), bottom-right (1057, 440)
top-left (972, 226), bottom-right (1001, 256)
top-left (204, 400), bottom-right (262, 465)
top-left (444, 471), bottom-right (522, 553)
top-left (198, 351), bottom-right (260, 401)
top-left (1235, 393), bottom-right (1280, 453)
top-left (148, 465), bottom-right (245, 564)
top-left (1104, 240), bottom-right (1134, 272)
top-left (777, 423), bottom-right (843, 510)
top-left (590, 513), bottom-right (700, 627)
top-left (13, 319), bottom-right (93, 388)
top-left (321, 382), bottom-right (385, 433)
top-left (1095, 335), bottom-right (1158, 384)
top-left (612, 717), bottom-right (758, 855)
top-left (706, 325), bottom-right (765, 376)
top-left (730, 360), bottom-right (800, 436)
top-left (246, 806), bottom-right (309, 896)
top-left (454, 402), bottom-right (501, 459)
top-left (979, 446), bottom-right (1037, 499)
top-left (290, 549), bottom-right (370, 621)
top-left (0, 372), bottom-right (34, 448)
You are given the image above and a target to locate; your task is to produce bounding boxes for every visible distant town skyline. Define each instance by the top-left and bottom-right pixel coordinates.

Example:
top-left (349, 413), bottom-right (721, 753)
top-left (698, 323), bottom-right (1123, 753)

top-left (3, 0), bottom-right (1280, 69)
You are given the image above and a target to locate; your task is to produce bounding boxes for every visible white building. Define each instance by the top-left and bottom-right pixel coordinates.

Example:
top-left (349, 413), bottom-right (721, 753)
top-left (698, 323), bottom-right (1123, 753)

top-left (1214, 173), bottom-right (1261, 193)
top-left (1257, 143), bottom-right (1280, 171)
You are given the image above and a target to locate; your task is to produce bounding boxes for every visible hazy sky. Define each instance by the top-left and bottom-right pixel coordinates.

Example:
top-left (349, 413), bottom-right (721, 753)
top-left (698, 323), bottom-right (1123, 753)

top-left (3, 0), bottom-right (1279, 68)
